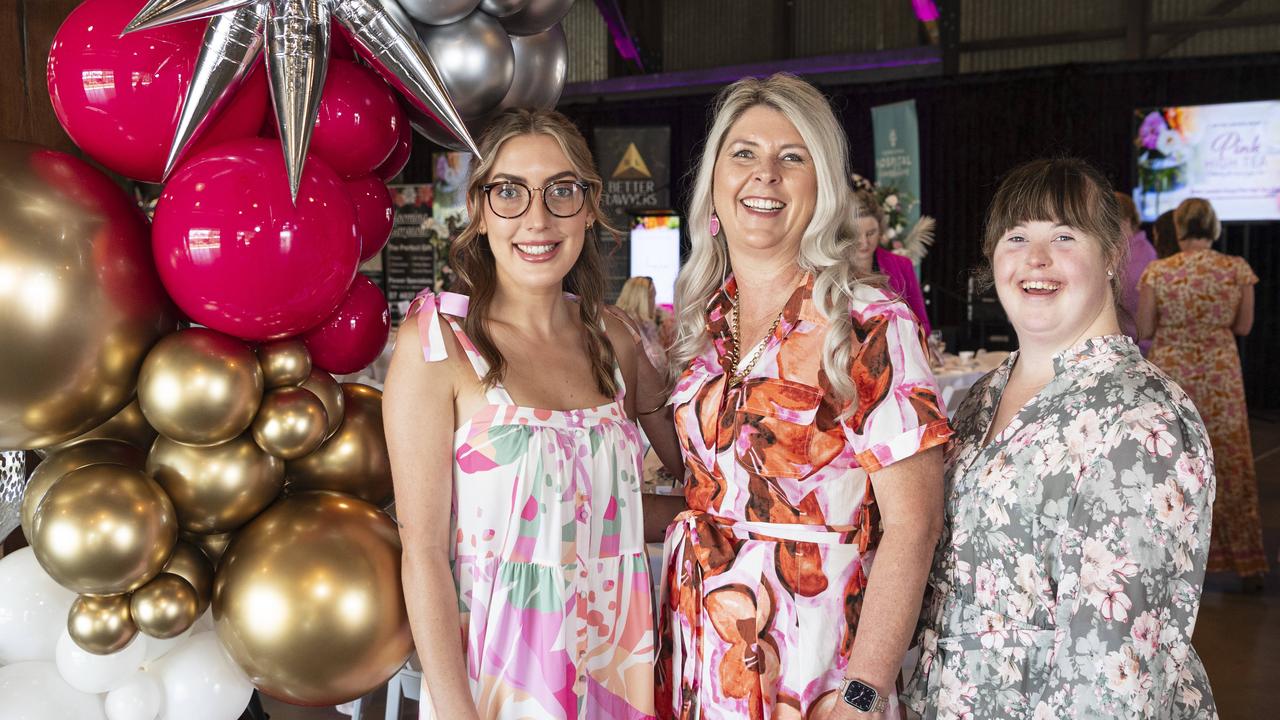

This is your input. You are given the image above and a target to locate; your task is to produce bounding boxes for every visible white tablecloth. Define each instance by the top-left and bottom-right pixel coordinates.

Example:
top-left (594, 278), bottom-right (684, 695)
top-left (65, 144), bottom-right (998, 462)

top-left (933, 351), bottom-right (1009, 416)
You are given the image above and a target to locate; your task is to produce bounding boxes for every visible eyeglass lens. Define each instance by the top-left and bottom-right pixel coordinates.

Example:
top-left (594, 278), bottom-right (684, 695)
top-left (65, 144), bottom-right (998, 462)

top-left (487, 181), bottom-right (585, 219)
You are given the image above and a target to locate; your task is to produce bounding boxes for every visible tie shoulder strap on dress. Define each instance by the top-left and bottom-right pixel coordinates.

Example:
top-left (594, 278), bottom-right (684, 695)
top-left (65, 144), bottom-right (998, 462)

top-left (407, 290), bottom-right (471, 363)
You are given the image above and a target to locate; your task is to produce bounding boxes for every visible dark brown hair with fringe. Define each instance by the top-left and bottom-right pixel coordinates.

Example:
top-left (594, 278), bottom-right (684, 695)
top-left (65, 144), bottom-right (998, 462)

top-left (448, 108), bottom-right (621, 398)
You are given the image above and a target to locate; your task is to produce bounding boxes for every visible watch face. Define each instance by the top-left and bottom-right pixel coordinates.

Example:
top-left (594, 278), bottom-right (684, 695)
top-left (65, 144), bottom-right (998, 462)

top-left (843, 680), bottom-right (878, 712)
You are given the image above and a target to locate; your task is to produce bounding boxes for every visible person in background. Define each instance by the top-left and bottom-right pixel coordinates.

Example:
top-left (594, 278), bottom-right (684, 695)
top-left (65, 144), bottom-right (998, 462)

top-left (615, 276), bottom-right (668, 369)
top-left (1151, 209), bottom-right (1179, 259)
top-left (906, 158), bottom-right (1217, 718)
top-left (1114, 192), bottom-right (1157, 355)
top-left (850, 189), bottom-right (932, 336)
top-left (656, 73), bottom-right (950, 720)
top-left (1139, 196), bottom-right (1267, 591)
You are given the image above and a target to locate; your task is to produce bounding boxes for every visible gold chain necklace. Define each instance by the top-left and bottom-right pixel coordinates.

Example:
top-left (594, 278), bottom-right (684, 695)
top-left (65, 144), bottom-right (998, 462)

top-left (727, 289), bottom-right (784, 388)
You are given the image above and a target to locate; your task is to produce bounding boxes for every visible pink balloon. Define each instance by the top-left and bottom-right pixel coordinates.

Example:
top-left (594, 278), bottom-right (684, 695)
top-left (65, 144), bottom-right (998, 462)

top-left (46, 0), bottom-right (269, 183)
top-left (309, 60), bottom-right (405, 179)
top-left (346, 175), bottom-right (395, 263)
top-left (374, 117), bottom-right (413, 183)
top-left (152, 138), bottom-right (360, 341)
top-left (302, 275), bottom-right (391, 375)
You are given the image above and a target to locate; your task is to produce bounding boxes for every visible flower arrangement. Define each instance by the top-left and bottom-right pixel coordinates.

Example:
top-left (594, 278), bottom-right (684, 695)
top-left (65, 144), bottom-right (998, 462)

top-left (1135, 108), bottom-right (1190, 196)
top-left (851, 173), bottom-right (936, 262)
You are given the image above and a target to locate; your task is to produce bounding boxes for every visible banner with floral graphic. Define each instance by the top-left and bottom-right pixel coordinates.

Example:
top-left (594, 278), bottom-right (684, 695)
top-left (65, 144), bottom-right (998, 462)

top-left (1132, 101), bottom-right (1280, 222)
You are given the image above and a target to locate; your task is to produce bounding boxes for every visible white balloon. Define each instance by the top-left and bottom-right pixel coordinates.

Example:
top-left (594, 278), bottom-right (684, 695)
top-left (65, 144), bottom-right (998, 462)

top-left (56, 629), bottom-right (147, 694)
top-left (106, 672), bottom-right (163, 720)
top-left (0, 661), bottom-right (107, 720)
top-left (0, 547), bottom-right (77, 664)
top-left (153, 633), bottom-right (253, 720)
top-left (191, 608), bottom-right (214, 635)
top-left (141, 624), bottom-right (193, 665)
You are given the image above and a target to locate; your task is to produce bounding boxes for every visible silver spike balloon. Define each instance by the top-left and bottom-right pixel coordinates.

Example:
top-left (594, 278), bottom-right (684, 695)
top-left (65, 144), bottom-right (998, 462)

top-left (163, 4), bottom-right (267, 178)
top-left (498, 0), bottom-right (572, 36)
top-left (413, 10), bottom-right (514, 120)
top-left (125, 0), bottom-right (256, 32)
top-left (478, 0), bottom-right (529, 18)
top-left (266, 0), bottom-right (330, 201)
top-left (331, 0), bottom-right (479, 156)
top-left (123, 0), bottom-right (481, 200)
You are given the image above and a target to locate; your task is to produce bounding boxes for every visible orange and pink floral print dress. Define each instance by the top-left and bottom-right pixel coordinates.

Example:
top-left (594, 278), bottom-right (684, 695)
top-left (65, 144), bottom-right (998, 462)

top-left (411, 292), bottom-right (656, 720)
top-left (656, 275), bottom-right (952, 720)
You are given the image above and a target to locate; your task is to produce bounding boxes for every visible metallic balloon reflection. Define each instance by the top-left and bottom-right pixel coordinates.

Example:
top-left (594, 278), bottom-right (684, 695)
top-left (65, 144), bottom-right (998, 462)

top-left (414, 10), bottom-right (513, 119)
top-left (496, 23), bottom-right (566, 112)
top-left (67, 594), bottom-right (137, 655)
top-left (298, 368), bottom-right (346, 440)
top-left (257, 339), bottom-right (313, 389)
top-left (20, 439), bottom-right (147, 541)
top-left (31, 464), bottom-right (178, 596)
top-left (287, 384), bottom-right (391, 505)
top-left (148, 433), bottom-right (284, 534)
top-left (184, 530), bottom-right (235, 567)
top-left (138, 328), bottom-right (264, 447)
top-left (499, 0), bottom-right (572, 36)
top-left (252, 387), bottom-right (329, 460)
top-left (213, 491), bottom-right (411, 705)
top-left (42, 399), bottom-right (159, 455)
top-left (0, 143), bottom-right (175, 449)
top-left (162, 540), bottom-right (215, 615)
top-left (131, 572), bottom-right (199, 639)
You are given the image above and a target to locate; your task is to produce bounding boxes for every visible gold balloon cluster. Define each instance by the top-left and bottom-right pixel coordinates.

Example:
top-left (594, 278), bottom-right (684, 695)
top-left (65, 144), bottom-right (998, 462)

top-left (25, 325), bottom-right (404, 702)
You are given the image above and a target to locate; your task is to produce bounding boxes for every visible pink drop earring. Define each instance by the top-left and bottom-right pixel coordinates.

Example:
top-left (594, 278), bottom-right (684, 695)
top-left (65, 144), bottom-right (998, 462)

top-left (709, 213), bottom-right (720, 237)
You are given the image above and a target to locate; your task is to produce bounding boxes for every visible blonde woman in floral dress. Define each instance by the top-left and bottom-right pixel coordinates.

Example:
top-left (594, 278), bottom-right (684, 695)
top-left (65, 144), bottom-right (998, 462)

top-left (905, 159), bottom-right (1217, 719)
top-left (1138, 197), bottom-right (1267, 588)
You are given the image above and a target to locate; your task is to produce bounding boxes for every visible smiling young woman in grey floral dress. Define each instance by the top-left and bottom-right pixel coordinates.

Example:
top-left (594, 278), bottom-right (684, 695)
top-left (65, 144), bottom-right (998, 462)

top-left (904, 159), bottom-right (1217, 719)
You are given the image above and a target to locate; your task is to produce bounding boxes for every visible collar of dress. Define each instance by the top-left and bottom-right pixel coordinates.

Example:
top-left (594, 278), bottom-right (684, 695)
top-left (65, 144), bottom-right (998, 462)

top-left (704, 272), bottom-right (818, 377)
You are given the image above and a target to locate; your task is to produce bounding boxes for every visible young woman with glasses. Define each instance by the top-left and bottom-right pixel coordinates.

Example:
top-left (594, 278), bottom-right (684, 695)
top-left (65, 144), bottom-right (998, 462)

top-left (384, 109), bottom-right (681, 720)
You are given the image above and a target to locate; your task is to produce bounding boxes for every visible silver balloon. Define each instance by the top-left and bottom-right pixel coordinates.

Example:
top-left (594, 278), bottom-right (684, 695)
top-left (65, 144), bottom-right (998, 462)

top-left (399, 0), bottom-right (480, 26)
top-left (267, 0), bottom-right (331, 202)
top-left (496, 23), bottom-right (566, 111)
top-left (499, 0), bottom-right (571, 36)
top-left (478, 0), bottom-right (529, 18)
top-left (332, 0), bottom-right (481, 155)
top-left (414, 10), bottom-right (514, 120)
top-left (406, 107), bottom-right (481, 152)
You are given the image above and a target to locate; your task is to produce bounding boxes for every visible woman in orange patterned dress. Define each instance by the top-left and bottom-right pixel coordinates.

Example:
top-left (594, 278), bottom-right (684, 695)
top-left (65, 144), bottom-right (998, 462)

top-left (653, 74), bottom-right (952, 720)
top-left (1138, 197), bottom-right (1267, 588)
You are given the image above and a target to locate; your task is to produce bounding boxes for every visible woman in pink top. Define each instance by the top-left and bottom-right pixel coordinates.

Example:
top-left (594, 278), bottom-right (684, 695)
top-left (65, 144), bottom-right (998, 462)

top-left (850, 190), bottom-right (932, 335)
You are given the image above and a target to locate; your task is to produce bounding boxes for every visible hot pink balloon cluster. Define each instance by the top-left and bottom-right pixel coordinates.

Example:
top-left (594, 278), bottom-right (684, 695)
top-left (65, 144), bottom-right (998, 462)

top-left (47, 0), bottom-right (397, 374)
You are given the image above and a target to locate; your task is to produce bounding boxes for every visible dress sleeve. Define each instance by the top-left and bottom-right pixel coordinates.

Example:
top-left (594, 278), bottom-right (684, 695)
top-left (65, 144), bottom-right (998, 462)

top-left (1235, 257), bottom-right (1258, 286)
top-left (840, 294), bottom-right (952, 473)
top-left (1138, 263), bottom-right (1157, 290)
top-left (1029, 393), bottom-right (1216, 717)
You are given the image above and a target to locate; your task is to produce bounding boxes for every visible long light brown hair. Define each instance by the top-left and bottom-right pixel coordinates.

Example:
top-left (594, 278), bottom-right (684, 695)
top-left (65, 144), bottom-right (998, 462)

top-left (449, 109), bottom-right (622, 397)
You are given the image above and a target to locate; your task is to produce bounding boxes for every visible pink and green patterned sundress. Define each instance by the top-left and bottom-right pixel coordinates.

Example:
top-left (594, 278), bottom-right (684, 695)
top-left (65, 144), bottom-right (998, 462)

top-left (410, 291), bottom-right (656, 720)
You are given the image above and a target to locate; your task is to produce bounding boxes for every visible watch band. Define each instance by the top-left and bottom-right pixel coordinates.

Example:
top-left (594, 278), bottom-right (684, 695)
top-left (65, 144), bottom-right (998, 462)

top-left (840, 678), bottom-right (889, 713)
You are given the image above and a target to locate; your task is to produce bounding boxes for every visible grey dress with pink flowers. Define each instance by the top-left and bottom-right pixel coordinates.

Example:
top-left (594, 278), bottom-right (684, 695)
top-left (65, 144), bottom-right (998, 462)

top-left (904, 335), bottom-right (1218, 719)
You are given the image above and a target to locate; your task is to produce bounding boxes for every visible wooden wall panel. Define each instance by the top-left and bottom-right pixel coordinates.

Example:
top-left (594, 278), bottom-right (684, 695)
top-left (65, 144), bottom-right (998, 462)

top-left (0, 0), bottom-right (80, 151)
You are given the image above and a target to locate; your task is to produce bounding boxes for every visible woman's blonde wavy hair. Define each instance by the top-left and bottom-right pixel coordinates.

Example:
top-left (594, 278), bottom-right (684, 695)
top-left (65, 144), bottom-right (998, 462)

top-left (669, 73), bottom-right (871, 403)
top-left (449, 108), bottom-right (622, 398)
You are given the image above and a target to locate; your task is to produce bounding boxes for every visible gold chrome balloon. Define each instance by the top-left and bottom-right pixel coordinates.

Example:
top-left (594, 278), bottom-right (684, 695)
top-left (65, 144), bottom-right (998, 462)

top-left (148, 434), bottom-right (284, 534)
top-left (137, 328), bottom-right (264, 447)
top-left (252, 387), bottom-right (328, 460)
top-left (213, 491), bottom-right (411, 706)
top-left (0, 143), bottom-right (175, 449)
top-left (20, 439), bottom-right (146, 541)
top-left (184, 530), bottom-right (235, 567)
top-left (257, 339), bottom-right (312, 388)
top-left (31, 464), bottom-right (177, 595)
top-left (44, 399), bottom-right (158, 454)
top-left (298, 368), bottom-right (344, 439)
top-left (68, 594), bottom-right (137, 655)
top-left (287, 384), bottom-right (391, 505)
top-left (162, 540), bottom-right (215, 615)
top-left (131, 573), bottom-right (199, 639)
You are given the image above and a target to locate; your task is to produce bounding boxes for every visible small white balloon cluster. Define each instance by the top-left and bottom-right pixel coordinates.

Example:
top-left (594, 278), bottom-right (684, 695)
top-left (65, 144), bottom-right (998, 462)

top-left (0, 548), bottom-right (252, 720)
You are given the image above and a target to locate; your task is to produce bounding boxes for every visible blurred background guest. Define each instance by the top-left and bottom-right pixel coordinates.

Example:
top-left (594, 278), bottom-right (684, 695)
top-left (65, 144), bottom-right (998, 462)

top-left (1115, 192), bottom-right (1157, 354)
top-left (1139, 197), bottom-right (1267, 590)
top-left (1152, 208), bottom-right (1179, 259)
top-left (615, 275), bottom-right (669, 369)
top-left (851, 189), bottom-right (932, 335)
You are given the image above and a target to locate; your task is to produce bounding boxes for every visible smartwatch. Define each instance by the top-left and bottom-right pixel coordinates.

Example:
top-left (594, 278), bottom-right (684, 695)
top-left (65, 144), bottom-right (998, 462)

top-left (840, 678), bottom-right (888, 714)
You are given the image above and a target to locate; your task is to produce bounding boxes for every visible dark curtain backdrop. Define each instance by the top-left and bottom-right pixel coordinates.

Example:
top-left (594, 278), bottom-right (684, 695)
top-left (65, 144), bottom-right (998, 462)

top-left (546, 53), bottom-right (1280, 412)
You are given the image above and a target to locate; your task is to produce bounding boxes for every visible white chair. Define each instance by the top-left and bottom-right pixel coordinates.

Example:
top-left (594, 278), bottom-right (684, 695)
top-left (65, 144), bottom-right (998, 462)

top-left (385, 655), bottom-right (424, 720)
